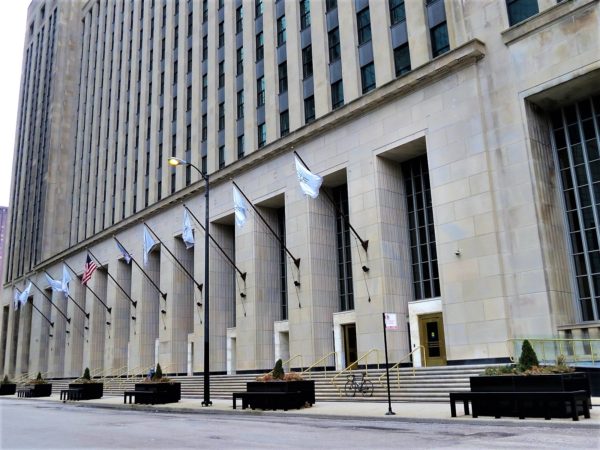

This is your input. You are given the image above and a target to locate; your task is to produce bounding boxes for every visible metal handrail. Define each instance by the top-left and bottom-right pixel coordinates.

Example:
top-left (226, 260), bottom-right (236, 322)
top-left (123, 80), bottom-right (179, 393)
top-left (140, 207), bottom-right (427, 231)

top-left (331, 349), bottom-right (381, 396)
top-left (301, 352), bottom-right (337, 380)
top-left (376, 346), bottom-right (425, 388)
top-left (506, 338), bottom-right (600, 365)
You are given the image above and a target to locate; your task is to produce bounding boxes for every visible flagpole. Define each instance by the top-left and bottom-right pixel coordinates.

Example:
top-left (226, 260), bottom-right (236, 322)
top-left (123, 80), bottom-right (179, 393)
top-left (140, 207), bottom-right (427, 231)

top-left (144, 223), bottom-right (204, 292)
top-left (183, 204), bottom-right (247, 281)
top-left (87, 249), bottom-right (137, 308)
top-left (294, 151), bottom-right (369, 251)
top-left (30, 277), bottom-right (71, 323)
top-left (113, 236), bottom-right (168, 300)
top-left (66, 292), bottom-right (91, 319)
top-left (63, 261), bottom-right (112, 313)
top-left (26, 298), bottom-right (54, 328)
top-left (232, 181), bottom-right (301, 268)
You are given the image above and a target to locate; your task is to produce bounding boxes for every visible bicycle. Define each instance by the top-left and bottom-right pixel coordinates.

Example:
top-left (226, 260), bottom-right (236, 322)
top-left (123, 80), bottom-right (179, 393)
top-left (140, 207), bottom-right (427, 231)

top-left (344, 372), bottom-right (374, 397)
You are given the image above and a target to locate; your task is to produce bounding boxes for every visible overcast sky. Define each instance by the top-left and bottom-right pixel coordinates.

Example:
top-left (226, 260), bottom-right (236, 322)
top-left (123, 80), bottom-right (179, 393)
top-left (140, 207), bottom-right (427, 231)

top-left (0, 1), bottom-right (29, 207)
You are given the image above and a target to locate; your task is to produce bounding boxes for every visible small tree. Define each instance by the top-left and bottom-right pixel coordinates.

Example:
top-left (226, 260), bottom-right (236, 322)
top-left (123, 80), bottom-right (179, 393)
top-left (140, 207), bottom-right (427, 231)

top-left (518, 339), bottom-right (539, 371)
top-left (154, 363), bottom-right (163, 381)
top-left (36, 372), bottom-right (43, 381)
top-left (272, 359), bottom-right (284, 380)
top-left (83, 367), bottom-right (91, 381)
top-left (2, 375), bottom-right (10, 385)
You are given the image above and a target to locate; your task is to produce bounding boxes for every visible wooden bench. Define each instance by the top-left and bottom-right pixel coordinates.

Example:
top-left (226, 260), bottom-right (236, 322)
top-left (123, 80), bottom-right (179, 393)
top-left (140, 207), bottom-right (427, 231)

top-left (449, 390), bottom-right (590, 421)
top-left (232, 391), bottom-right (305, 411)
top-left (124, 390), bottom-right (159, 405)
top-left (17, 388), bottom-right (32, 398)
top-left (60, 388), bottom-right (83, 402)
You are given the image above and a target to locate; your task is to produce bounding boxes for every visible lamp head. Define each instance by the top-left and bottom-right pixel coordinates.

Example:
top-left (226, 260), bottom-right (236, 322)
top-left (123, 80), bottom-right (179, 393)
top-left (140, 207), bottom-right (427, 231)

top-left (168, 157), bottom-right (187, 167)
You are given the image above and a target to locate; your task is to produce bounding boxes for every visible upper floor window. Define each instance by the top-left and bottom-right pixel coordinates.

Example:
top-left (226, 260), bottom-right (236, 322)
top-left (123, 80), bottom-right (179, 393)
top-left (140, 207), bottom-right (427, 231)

top-left (302, 45), bottom-right (313, 78)
top-left (326, 0), bottom-right (337, 12)
top-left (300, 0), bottom-right (311, 29)
top-left (237, 90), bottom-right (244, 119)
top-left (218, 102), bottom-right (225, 130)
top-left (357, 7), bottom-right (372, 45)
top-left (278, 62), bottom-right (288, 93)
top-left (506, 0), bottom-right (539, 26)
top-left (218, 61), bottom-right (225, 88)
top-left (236, 6), bottom-right (243, 34)
top-left (255, 0), bottom-right (264, 18)
top-left (304, 96), bottom-right (315, 123)
top-left (218, 21), bottom-right (224, 48)
top-left (256, 32), bottom-right (264, 61)
top-left (280, 110), bottom-right (289, 136)
top-left (394, 43), bottom-right (411, 76)
top-left (389, 0), bottom-right (406, 25)
top-left (236, 47), bottom-right (244, 75)
top-left (257, 77), bottom-right (265, 106)
top-left (328, 28), bottom-right (340, 62)
top-left (277, 16), bottom-right (287, 47)
top-left (361, 63), bottom-right (375, 94)
top-left (331, 80), bottom-right (344, 109)
top-left (257, 123), bottom-right (266, 147)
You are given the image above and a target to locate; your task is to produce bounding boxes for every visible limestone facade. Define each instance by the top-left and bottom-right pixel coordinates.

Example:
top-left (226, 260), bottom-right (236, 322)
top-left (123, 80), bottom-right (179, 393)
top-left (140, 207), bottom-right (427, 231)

top-left (1, 0), bottom-right (599, 378)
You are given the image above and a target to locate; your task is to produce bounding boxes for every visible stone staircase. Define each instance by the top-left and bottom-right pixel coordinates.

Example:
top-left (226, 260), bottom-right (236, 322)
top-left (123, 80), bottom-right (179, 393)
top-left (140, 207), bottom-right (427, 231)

top-left (48, 365), bottom-right (486, 403)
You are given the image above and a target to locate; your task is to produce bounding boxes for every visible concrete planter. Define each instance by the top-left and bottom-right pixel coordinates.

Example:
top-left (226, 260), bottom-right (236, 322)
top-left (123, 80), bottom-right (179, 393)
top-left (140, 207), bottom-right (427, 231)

top-left (68, 382), bottom-right (103, 400)
top-left (0, 383), bottom-right (17, 395)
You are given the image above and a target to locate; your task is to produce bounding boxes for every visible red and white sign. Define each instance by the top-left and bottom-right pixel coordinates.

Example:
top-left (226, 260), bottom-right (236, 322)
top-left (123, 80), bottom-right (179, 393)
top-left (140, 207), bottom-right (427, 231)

top-left (384, 313), bottom-right (398, 330)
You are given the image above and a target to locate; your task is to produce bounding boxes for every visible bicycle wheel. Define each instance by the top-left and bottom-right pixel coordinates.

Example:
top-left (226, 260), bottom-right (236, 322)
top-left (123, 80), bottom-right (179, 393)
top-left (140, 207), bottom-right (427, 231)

top-left (344, 380), bottom-right (356, 397)
top-left (361, 380), bottom-right (374, 397)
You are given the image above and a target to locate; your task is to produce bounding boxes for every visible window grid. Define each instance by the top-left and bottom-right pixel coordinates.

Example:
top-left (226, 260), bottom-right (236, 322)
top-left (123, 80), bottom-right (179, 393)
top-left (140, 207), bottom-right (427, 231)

top-left (357, 8), bottom-right (372, 46)
top-left (257, 123), bottom-right (266, 148)
top-left (302, 45), bottom-right (313, 79)
top-left (328, 28), bottom-right (340, 62)
top-left (551, 96), bottom-right (600, 321)
top-left (300, 0), bottom-right (311, 29)
top-left (506, 0), bottom-right (539, 26)
top-left (280, 110), bottom-right (289, 136)
top-left (333, 184), bottom-right (354, 311)
top-left (304, 96), bottom-right (315, 123)
top-left (278, 62), bottom-right (288, 93)
top-left (257, 77), bottom-right (265, 106)
top-left (256, 32), bottom-right (264, 61)
top-left (277, 16), bottom-right (286, 47)
top-left (331, 80), bottom-right (344, 109)
top-left (389, 0), bottom-right (406, 25)
top-left (403, 155), bottom-right (441, 301)
top-left (394, 43), bottom-right (411, 76)
top-left (360, 63), bottom-right (375, 94)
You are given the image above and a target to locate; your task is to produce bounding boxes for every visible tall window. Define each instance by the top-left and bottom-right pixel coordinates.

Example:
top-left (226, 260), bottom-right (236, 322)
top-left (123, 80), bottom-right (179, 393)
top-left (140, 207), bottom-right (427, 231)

top-left (328, 28), bottom-right (340, 62)
top-left (237, 134), bottom-right (245, 159)
top-left (277, 208), bottom-right (288, 320)
top-left (506, 0), bottom-right (539, 26)
top-left (326, 0), bottom-right (337, 12)
top-left (218, 102), bottom-right (225, 130)
top-left (304, 96), bottom-right (315, 123)
top-left (302, 46), bottom-right (313, 78)
top-left (256, 32), bottom-right (264, 61)
top-left (403, 155), bottom-right (440, 300)
top-left (202, 113), bottom-right (207, 140)
top-left (394, 43), bottom-right (411, 76)
top-left (356, 7), bottom-right (371, 45)
top-left (255, 0), bottom-right (263, 18)
top-left (280, 110), bottom-right (289, 136)
top-left (237, 90), bottom-right (244, 119)
top-left (257, 77), bottom-right (265, 106)
top-left (236, 6), bottom-right (243, 33)
top-left (277, 16), bottom-right (286, 46)
top-left (334, 185), bottom-right (354, 311)
top-left (218, 21), bottom-right (224, 48)
top-left (331, 80), bottom-right (344, 109)
top-left (278, 62), bottom-right (288, 93)
top-left (257, 123), bottom-right (266, 148)
top-left (202, 74), bottom-right (207, 99)
top-left (236, 47), bottom-right (244, 75)
top-left (360, 63), bottom-right (376, 94)
top-left (218, 61), bottom-right (225, 88)
top-left (551, 96), bottom-right (600, 321)
top-left (389, 0), bottom-right (406, 25)
top-left (300, 0), bottom-right (311, 29)
top-left (218, 145), bottom-right (225, 169)
top-left (426, 0), bottom-right (449, 57)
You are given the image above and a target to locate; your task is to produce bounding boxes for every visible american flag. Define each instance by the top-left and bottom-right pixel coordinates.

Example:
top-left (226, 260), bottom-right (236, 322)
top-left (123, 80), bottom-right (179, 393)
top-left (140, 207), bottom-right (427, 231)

top-left (82, 255), bottom-right (97, 285)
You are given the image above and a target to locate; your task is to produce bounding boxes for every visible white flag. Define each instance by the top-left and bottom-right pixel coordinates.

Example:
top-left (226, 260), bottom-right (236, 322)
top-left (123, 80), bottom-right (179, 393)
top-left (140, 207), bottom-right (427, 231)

top-left (143, 226), bottom-right (157, 266)
top-left (115, 239), bottom-right (132, 264)
top-left (18, 282), bottom-right (32, 306)
top-left (45, 273), bottom-right (63, 293)
top-left (233, 186), bottom-right (248, 228)
top-left (295, 155), bottom-right (323, 199)
top-left (182, 209), bottom-right (195, 249)
top-left (62, 265), bottom-right (72, 297)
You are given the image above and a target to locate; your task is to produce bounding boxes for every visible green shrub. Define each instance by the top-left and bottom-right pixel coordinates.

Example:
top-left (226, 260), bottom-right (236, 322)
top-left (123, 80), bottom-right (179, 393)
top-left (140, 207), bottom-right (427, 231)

top-left (272, 359), bottom-right (284, 380)
top-left (518, 340), bottom-right (539, 371)
top-left (154, 363), bottom-right (163, 380)
top-left (83, 367), bottom-right (91, 381)
top-left (1, 375), bottom-right (10, 385)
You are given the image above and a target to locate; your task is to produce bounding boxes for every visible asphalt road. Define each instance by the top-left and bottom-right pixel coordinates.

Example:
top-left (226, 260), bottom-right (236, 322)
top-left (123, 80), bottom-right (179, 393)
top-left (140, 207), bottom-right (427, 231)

top-left (1, 399), bottom-right (598, 449)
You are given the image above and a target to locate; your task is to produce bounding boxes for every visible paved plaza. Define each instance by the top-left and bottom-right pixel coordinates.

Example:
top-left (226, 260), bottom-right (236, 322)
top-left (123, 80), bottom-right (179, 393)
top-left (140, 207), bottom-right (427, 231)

top-left (1, 396), bottom-right (599, 449)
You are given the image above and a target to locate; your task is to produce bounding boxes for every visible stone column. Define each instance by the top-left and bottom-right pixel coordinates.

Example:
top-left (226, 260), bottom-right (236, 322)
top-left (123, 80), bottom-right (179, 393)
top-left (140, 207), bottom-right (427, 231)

top-left (64, 280), bottom-right (86, 377)
top-left (83, 271), bottom-right (107, 375)
top-left (405, 0), bottom-right (430, 69)
top-left (48, 289), bottom-right (68, 377)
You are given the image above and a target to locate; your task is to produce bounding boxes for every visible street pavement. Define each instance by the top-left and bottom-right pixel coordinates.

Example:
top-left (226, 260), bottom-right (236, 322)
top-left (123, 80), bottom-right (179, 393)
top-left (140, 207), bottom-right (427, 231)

top-left (1, 396), bottom-right (599, 449)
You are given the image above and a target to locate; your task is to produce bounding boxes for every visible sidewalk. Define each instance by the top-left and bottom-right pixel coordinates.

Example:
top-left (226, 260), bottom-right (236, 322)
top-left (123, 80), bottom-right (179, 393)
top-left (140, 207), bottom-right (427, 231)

top-left (22, 394), bottom-right (600, 428)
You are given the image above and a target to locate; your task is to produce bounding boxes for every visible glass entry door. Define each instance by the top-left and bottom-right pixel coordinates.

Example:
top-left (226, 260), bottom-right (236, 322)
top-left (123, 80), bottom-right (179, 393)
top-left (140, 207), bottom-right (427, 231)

top-left (343, 324), bottom-right (358, 369)
top-left (418, 313), bottom-right (447, 366)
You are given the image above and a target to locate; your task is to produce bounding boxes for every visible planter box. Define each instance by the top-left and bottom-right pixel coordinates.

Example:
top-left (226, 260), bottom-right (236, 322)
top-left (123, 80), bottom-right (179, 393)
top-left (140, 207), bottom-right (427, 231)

top-left (134, 382), bottom-right (180, 404)
top-left (247, 380), bottom-right (315, 406)
top-left (68, 382), bottom-right (103, 400)
top-left (26, 383), bottom-right (52, 397)
top-left (0, 383), bottom-right (17, 395)
top-left (469, 373), bottom-right (591, 418)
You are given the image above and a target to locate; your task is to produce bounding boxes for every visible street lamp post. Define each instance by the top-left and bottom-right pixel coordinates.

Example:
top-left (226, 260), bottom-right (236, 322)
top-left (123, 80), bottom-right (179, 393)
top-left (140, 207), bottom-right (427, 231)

top-left (168, 157), bottom-right (212, 406)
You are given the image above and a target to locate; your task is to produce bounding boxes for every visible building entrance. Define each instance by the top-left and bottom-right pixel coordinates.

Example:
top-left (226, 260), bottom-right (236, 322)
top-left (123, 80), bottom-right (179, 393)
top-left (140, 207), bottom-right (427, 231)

top-left (418, 313), bottom-right (446, 366)
top-left (342, 324), bottom-right (358, 369)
